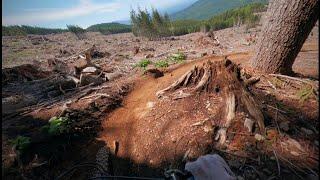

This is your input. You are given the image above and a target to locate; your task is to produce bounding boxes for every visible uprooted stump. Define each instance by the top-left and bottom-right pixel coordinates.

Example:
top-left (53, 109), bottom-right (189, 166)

top-left (156, 58), bottom-right (265, 144)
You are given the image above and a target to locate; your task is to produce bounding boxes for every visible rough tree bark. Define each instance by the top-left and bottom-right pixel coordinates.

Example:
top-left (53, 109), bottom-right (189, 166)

top-left (251, 0), bottom-right (319, 74)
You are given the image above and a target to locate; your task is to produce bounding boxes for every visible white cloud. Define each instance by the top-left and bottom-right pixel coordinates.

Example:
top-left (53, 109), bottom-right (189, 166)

top-left (2, 0), bottom-right (121, 26)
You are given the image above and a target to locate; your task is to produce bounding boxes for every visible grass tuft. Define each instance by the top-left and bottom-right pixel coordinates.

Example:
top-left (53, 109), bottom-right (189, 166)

top-left (155, 60), bottom-right (169, 68)
top-left (167, 52), bottom-right (186, 64)
top-left (296, 85), bottom-right (314, 102)
top-left (134, 59), bottom-right (152, 70)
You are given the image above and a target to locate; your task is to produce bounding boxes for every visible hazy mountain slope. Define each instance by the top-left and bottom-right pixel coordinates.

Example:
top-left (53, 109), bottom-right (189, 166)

top-left (171, 0), bottom-right (267, 20)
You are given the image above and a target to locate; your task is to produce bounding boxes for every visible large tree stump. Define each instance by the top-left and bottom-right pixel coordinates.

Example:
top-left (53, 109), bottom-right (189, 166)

top-left (156, 59), bottom-right (266, 143)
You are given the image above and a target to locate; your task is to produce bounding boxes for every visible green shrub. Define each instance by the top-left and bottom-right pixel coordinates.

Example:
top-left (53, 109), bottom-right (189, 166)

top-left (9, 136), bottom-right (31, 152)
top-left (155, 60), bottom-right (169, 68)
top-left (134, 59), bottom-right (152, 70)
top-left (168, 52), bottom-right (186, 63)
top-left (41, 116), bottom-right (69, 136)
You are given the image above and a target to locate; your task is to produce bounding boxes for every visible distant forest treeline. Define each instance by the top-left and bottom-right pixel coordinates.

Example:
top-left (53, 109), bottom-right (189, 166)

top-left (2, 2), bottom-right (267, 37)
top-left (2, 22), bottom-right (131, 36)
top-left (2, 25), bottom-right (67, 36)
top-left (131, 2), bottom-right (267, 38)
top-left (87, 23), bottom-right (131, 34)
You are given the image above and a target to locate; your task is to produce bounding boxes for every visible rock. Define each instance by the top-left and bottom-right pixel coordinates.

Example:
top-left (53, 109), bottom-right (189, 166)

top-left (82, 66), bottom-right (100, 75)
top-left (146, 101), bottom-right (155, 108)
top-left (59, 77), bottom-right (77, 90)
top-left (254, 134), bottom-right (265, 141)
top-left (244, 118), bottom-right (254, 133)
top-left (215, 128), bottom-right (227, 144)
top-left (301, 127), bottom-right (313, 135)
top-left (314, 140), bottom-right (319, 146)
top-left (279, 121), bottom-right (290, 132)
top-left (144, 69), bottom-right (164, 78)
top-left (105, 72), bottom-right (122, 81)
top-left (79, 74), bottom-right (104, 86)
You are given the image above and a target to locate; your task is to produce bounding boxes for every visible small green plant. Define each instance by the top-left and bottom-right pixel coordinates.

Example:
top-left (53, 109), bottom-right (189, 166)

top-left (9, 136), bottom-right (31, 152)
top-left (134, 59), bottom-right (152, 70)
top-left (155, 60), bottom-right (169, 68)
top-left (41, 116), bottom-right (69, 136)
top-left (296, 85), bottom-right (314, 102)
top-left (168, 52), bottom-right (186, 63)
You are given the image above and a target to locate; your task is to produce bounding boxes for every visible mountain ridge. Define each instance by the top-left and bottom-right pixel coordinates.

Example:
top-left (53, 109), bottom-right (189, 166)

top-left (170, 0), bottom-right (267, 20)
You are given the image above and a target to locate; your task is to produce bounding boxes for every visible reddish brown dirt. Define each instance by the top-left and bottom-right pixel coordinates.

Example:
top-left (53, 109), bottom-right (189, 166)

top-left (98, 52), bottom-right (318, 173)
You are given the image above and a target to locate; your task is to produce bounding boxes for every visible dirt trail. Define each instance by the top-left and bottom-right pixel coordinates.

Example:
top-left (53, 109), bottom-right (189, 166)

top-left (98, 53), bottom-right (251, 166)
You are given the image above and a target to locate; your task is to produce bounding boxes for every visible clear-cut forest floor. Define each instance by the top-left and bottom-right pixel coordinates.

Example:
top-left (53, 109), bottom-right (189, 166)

top-left (2, 23), bottom-right (318, 179)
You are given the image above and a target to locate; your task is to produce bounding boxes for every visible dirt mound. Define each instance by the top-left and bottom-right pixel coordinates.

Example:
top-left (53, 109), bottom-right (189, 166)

top-left (2, 64), bottom-right (50, 86)
top-left (99, 54), bottom-right (318, 178)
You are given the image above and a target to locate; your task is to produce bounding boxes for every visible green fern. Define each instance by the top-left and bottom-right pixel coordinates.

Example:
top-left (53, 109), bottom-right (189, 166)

top-left (41, 116), bottom-right (69, 136)
top-left (9, 136), bottom-right (31, 152)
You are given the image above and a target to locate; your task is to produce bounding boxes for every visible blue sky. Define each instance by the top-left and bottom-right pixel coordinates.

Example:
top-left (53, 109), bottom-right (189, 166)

top-left (2, 0), bottom-right (197, 28)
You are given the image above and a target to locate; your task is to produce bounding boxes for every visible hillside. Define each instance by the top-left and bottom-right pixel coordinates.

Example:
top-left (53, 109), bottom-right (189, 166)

top-left (171, 0), bottom-right (267, 20)
top-left (2, 25), bottom-right (67, 36)
top-left (86, 22), bottom-right (131, 34)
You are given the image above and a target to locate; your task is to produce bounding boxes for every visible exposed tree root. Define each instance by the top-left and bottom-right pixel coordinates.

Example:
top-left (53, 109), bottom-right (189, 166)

top-left (156, 59), bottom-right (266, 144)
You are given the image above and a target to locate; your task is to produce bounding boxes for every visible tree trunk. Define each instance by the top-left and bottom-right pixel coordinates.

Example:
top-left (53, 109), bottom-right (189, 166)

top-left (251, 0), bottom-right (319, 74)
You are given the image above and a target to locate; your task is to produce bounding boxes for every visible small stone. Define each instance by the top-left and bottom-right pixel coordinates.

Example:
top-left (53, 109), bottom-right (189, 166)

top-left (237, 176), bottom-right (244, 180)
top-left (105, 72), bottom-right (122, 81)
top-left (279, 121), bottom-right (290, 131)
top-left (82, 66), bottom-right (99, 74)
top-left (79, 73), bottom-right (104, 86)
top-left (244, 118), bottom-right (254, 133)
top-left (147, 101), bottom-right (155, 108)
top-left (314, 140), bottom-right (319, 146)
top-left (301, 127), bottom-right (313, 135)
top-left (254, 133), bottom-right (265, 141)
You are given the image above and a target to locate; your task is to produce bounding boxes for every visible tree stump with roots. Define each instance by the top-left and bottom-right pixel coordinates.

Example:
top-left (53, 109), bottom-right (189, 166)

top-left (156, 58), bottom-right (265, 144)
